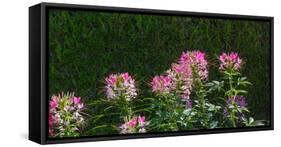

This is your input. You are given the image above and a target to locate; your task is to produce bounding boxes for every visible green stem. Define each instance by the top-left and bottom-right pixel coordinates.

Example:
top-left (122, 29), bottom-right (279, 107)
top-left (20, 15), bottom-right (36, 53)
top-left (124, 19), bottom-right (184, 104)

top-left (230, 112), bottom-right (237, 127)
top-left (227, 70), bottom-right (237, 127)
top-left (119, 96), bottom-right (132, 118)
top-left (195, 78), bottom-right (208, 128)
top-left (228, 73), bottom-right (233, 95)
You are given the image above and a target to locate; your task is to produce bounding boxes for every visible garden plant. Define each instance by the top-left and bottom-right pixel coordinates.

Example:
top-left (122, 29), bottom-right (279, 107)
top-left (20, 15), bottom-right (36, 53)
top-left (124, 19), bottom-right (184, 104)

top-left (48, 51), bottom-right (265, 137)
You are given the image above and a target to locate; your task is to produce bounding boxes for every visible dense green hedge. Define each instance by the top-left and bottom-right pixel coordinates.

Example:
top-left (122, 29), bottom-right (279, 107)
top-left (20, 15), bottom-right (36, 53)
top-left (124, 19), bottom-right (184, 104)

top-left (48, 9), bottom-right (270, 124)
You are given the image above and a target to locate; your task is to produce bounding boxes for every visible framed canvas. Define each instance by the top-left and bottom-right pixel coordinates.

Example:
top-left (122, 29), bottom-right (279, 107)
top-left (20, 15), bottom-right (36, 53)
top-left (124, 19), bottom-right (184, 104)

top-left (29, 2), bottom-right (274, 144)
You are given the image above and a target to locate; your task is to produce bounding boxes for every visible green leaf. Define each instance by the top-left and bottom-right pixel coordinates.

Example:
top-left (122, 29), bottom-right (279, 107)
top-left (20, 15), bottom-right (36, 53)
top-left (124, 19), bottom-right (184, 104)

top-left (249, 117), bottom-right (254, 124)
top-left (252, 120), bottom-right (265, 126)
top-left (110, 125), bottom-right (120, 131)
top-left (240, 107), bottom-right (250, 113)
top-left (104, 106), bottom-right (115, 112)
top-left (183, 109), bottom-right (192, 116)
top-left (213, 81), bottom-right (220, 85)
top-left (142, 97), bottom-right (156, 101)
top-left (236, 89), bottom-right (248, 94)
top-left (87, 125), bottom-right (108, 133)
top-left (240, 77), bottom-right (247, 81)
top-left (210, 121), bottom-right (218, 128)
top-left (133, 108), bottom-right (152, 114)
top-left (205, 82), bottom-right (214, 87)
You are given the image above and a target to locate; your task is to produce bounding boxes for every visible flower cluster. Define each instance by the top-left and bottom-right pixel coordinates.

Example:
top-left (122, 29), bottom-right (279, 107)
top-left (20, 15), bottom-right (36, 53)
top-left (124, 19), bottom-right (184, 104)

top-left (179, 51), bottom-right (208, 80)
top-left (219, 52), bottom-right (242, 71)
top-left (48, 92), bottom-right (85, 137)
top-left (166, 65), bottom-right (193, 101)
top-left (119, 115), bottom-right (149, 134)
top-left (229, 95), bottom-right (247, 108)
top-left (151, 50), bottom-right (208, 102)
top-left (224, 95), bottom-right (247, 119)
top-left (48, 50), bottom-right (263, 136)
top-left (105, 73), bottom-right (137, 101)
top-left (151, 75), bottom-right (172, 95)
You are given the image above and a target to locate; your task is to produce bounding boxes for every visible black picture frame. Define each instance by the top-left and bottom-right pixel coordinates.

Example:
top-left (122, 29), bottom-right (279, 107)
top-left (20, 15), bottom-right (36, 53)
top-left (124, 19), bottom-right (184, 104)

top-left (29, 2), bottom-right (274, 144)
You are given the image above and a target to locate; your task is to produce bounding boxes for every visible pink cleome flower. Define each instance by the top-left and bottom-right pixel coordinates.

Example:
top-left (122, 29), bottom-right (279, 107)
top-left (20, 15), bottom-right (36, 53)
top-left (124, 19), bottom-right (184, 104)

top-left (166, 65), bottom-right (193, 101)
top-left (72, 97), bottom-right (81, 105)
top-left (179, 51), bottom-right (208, 80)
top-left (49, 96), bottom-right (59, 111)
top-left (219, 52), bottom-right (242, 71)
top-left (151, 50), bottom-right (208, 102)
top-left (120, 115), bottom-right (149, 134)
top-left (105, 72), bottom-right (137, 101)
top-left (151, 75), bottom-right (172, 95)
top-left (128, 117), bottom-right (138, 128)
top-left (48, 92), bottom-right (85, 137)
top-left (138, 116), bottom-right (146, 127)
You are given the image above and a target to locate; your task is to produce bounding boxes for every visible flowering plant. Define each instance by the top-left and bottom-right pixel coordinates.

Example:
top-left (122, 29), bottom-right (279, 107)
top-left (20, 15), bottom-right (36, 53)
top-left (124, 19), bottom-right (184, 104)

top-left (150, 50), bottom-right (221, 131)
top-left (48, 92), bottom-right (85, 137)
top-left (151, 51), bottom-right (208, 104)
top-left (119, 115), bottom-right (149, 134)
top-left (51, 50), bottom-right (266, 137)
top-left (105, 72), bottom-right (137, 101)
top-left (151, 75), bottom-right (172, 96)
top-left (216, 52), bottom-right (264, 127)
top-left (223, 95), bottom-right (248, 125)
top-left (219, 52), bottom-right (242, 71)
top-left (103, 73), bottom-right (139, 117)
top-left (82, 72), bottom-right (150, 135)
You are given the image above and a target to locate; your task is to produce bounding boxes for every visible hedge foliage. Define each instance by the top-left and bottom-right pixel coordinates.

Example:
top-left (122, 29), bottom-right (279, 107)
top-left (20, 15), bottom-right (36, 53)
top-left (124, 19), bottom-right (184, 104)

top-left (48, 9), bottom-right (270, 127)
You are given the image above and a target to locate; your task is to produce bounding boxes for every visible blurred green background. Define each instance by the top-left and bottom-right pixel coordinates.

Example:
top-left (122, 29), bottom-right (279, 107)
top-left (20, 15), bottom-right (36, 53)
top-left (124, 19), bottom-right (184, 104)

top-left (48, 9), bottom-right (271, 126)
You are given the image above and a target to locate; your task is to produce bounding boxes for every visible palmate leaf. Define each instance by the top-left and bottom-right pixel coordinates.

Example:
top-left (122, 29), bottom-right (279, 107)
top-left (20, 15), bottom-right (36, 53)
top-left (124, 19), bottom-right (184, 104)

top-left (223, 70), bottom-right (241, 77)
top-left (237, 77), bottom-right (253, 86)
top-left (225, 90), bottom-right (234, 96)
